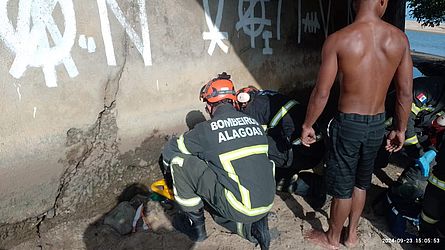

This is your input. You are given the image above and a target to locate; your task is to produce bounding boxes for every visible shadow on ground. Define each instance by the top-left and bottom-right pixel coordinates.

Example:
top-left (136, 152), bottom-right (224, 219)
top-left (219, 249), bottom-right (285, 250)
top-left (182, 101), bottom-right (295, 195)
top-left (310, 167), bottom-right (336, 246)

top-left (83, 110), bottom-right (209, 250)
top-left (83, 184), bottom-right (195, 250)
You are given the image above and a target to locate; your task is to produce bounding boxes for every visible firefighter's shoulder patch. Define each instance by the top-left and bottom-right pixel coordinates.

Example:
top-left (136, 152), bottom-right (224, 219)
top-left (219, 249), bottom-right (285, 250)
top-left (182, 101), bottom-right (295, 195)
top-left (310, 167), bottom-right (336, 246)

top-left (416, 92), bottom-right (427, 104)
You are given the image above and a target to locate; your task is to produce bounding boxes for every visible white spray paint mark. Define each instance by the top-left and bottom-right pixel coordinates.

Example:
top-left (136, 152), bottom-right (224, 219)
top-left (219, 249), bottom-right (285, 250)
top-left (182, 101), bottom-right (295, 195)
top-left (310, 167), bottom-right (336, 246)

top-left (156, 79), bottom-right (159, 91)
top-left (236, 0), bottom-right (271, 49)
top-left (97, 0), bottom-right (152, 66)
top-left (13, 82), bottom-right (22, 101)
top-left (79, 35), bottom-right (96, 53)
top-left (302, 12), bottom-right (320, 33)
top-left (262, 31), bottom-right (272, 55)
top-left (97, 0), bottom-right (116, 65)
top-left (78, 34), bottom-right (87, 49)
top-left (0, 0), bottom-right (78, 88)
top-left (33, 106), bottom-right (37, 118)
top-left (319, 0), bottom-right (331, 38)
top-left (298, 0), bottom-right (301, 44)
top-left (87, 37), bottom-right (96, 53)
top-left (202, 0), bottom-right (229, 56)
top-left (277, 0), bottom-right (282, 40)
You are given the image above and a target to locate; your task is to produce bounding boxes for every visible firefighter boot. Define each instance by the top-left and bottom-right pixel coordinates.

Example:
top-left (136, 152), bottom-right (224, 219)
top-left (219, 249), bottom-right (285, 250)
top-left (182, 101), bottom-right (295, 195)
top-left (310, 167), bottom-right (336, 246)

top-left (251, 214), bottom-right (271, 250)
top-left (173, 208), bottom-right (207, 242)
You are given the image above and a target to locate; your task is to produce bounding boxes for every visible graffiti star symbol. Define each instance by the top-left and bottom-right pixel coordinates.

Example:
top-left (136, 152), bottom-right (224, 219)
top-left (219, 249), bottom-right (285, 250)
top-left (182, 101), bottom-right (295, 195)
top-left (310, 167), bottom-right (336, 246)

top-left (0, 0), bottom-right (78, 88)
top-left (236, 0), bottom-right (271, 49)
top-left (202, 0), bottom-right (229, 56)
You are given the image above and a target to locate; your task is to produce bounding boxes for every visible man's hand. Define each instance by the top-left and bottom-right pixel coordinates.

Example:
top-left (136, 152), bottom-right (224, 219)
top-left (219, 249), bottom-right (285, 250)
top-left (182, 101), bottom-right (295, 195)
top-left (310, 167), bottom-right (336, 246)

top-left (301, 125), bottom-right (316, 147)
top-left (385, 130), bottom-right (405, 152)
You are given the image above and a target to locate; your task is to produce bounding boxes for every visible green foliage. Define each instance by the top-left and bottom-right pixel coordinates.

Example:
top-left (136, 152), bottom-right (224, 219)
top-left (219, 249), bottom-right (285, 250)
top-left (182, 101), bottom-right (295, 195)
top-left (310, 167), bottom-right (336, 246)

top-left (407, 0), bottom-right (445, 27)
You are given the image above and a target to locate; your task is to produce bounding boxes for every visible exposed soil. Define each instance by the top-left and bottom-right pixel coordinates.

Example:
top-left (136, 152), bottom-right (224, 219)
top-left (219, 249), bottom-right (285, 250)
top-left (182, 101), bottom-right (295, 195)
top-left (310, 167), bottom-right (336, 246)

top-left (11, 163), bottom-right (422, 250)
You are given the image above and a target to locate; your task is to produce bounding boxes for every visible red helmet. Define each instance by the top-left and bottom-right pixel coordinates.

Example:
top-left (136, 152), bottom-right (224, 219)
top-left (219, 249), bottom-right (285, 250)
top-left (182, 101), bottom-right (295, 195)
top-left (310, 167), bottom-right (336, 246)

top-left (236, 86), bottom-right (259, 107)
top-left (200, 72), bottom-right (237, 104)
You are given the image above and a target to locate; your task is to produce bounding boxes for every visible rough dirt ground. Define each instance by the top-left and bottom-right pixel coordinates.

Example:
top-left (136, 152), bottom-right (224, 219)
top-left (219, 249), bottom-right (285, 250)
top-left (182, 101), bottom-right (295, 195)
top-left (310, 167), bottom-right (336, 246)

top-left (12, 164), bottom-right (421, 250)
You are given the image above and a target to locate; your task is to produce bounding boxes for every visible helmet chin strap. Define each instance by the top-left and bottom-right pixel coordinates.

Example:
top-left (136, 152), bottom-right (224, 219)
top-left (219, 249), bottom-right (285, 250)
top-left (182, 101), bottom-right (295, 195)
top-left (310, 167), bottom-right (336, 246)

top-left (205, 103), bottom-right (215, 118)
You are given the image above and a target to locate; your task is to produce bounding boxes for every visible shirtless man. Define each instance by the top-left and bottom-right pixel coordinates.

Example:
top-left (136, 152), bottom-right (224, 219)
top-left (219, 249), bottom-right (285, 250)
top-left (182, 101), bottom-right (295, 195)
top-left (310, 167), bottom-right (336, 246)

top-left (300, 0), bottom-right (413, 249)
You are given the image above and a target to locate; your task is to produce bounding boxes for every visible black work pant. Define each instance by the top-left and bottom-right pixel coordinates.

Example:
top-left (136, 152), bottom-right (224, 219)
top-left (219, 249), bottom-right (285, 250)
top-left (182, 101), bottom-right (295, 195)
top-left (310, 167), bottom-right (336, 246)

top-left (169, 154), bottom-right (265, 242)
top-left (420, 182), bottom-right (445, 249)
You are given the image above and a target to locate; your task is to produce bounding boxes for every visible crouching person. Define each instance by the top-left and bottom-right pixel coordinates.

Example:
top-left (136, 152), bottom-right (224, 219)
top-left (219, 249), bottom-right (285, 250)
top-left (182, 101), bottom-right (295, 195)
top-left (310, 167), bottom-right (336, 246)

top-left (419, 142), bottom-right (445, 249)
top-left (384, 162), bottom-right (428, 239)
top-left (162, 73), bottom-right (276, 249)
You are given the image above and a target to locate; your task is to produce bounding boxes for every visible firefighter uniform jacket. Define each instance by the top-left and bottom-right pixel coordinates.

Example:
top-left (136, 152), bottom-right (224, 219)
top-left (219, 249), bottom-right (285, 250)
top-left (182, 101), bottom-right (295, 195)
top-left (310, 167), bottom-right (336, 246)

top-left (241, 90), bottom-right (307, 167)
top-left (163, 103), bottom-right (275, 219)
top-left (405, 76), bottom-right (445, 146)
top-left (242, 90), bottom-right (305, 141)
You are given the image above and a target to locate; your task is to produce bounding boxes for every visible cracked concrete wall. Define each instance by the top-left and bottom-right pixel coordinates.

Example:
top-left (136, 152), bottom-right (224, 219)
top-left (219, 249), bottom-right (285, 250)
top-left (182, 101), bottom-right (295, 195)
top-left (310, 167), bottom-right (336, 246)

top-left (0, 0), bottom-right (402, 247)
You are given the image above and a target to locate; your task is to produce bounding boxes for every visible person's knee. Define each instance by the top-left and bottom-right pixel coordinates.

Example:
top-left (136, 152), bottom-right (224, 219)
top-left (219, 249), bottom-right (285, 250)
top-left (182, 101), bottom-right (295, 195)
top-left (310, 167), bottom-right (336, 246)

top-left (354, 184), bottom-right (368, 192)
top-left (325, 166), bottom-right (354, 199)
top-left (355, 167), bottom-right (373, 191)
top-left (420, 211), bottom-right (440, 237)
top-left (328, 187), bottom-right (353, 199)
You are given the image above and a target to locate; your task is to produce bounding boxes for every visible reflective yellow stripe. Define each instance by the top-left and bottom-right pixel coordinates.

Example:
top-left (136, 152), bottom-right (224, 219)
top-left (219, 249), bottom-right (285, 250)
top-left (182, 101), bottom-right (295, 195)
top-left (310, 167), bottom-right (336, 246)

top-left (236, 222), bottom-right (244, 238)
top-left (261, 125), bottom-right (268, 131)
top-left (271, 160), bottom-right (275, 177)
top-left (404, 135), bottom-right (419, 145)
top-left (411, 103), bottom-right (421, 115)
top-left (219, 145), bottom-right (273, 216)
top-left (225, 189), bottom-right (273, 216)
top-left (173, 189), bottom-right (202, 207)
top-left (269, 100), bottom-right (298, 128)
top-left (429, 174), bottom-right (445, 191)
top-left (171, 157), bottom-right (184, 167)
top-left (170, 156), bottom-right (201, 207)
top-left (177, 134), bottom-right (191, 154)
top-left (421, 211), bottom-right (439, 224)
top-left (423, 106), bottom-right (434, 112)
top-left (220, 145), bottom-right (268, 208)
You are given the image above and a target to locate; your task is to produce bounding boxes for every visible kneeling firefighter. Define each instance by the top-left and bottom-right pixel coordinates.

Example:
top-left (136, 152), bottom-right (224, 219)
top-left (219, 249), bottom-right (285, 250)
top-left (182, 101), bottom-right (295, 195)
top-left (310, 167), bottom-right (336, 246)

top-left (383, 159), bottom-right (430, 239)
top-left (162, 73), bottom-right (276, 249)
top-left (236, 86), bottom-right (325, 191)
top-left (419, 141), bottom-right (445, 249)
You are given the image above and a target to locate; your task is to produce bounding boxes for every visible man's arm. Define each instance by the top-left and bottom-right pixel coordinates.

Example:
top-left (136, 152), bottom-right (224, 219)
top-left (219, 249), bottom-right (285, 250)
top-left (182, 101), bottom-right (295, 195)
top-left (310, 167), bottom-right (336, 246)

top-left (301, 35), bottom-right (338, 145)
top-left (387, 35), bottom-right (413, 152)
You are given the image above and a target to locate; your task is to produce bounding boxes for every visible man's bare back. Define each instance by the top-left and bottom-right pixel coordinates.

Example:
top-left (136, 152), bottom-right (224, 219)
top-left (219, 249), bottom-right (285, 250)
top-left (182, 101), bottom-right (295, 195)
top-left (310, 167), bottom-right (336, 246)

top-left (333, 20), bottom-right (409, 114)
top-left (301, 1), bottom-right (413, 249)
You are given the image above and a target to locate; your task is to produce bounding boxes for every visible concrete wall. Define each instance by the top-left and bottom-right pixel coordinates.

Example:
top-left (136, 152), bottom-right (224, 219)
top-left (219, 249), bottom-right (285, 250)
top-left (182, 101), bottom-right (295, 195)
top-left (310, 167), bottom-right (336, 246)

top-left (0, 0), bottom-right (401, 247)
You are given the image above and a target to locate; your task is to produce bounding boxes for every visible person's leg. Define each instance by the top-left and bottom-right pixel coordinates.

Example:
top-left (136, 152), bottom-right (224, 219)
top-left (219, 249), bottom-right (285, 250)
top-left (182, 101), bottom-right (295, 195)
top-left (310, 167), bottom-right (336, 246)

top-left (345, 187), bottom-right (366, 247)
top-left (306, 115), bottom-right (360, 249)
top-left (346, 114), bottom-right (385, 246)
top-left (169, 155), bottom-right (209, 241)
top-left (305, 197), bottom-right (352, 250)
top-left (170, 155), bottom-right (207, 212)
top-left (327, 198), bottom-right (352, 243)
top-left (420, 184), bottom-right (442, 239)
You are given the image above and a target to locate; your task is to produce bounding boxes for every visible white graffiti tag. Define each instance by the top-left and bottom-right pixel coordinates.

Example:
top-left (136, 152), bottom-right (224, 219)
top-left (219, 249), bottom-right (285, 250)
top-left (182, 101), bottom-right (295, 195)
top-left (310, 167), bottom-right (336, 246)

top-left (0, 0), bottom-right (78, 88)
top-left (302, 12), bottom-right (320, 33)
top-left (319, 0), bottom-right (331, 38)
top-left (202, 0), bottom-right (229, 56)
top-left (236, 0), bottom-right (271, 49)
top-left (97, 0), bottom-right (152, 66)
